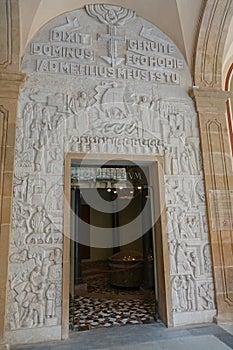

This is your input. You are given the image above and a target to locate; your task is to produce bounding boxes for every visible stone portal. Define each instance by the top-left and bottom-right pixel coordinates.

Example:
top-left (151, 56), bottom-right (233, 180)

top-left (6, 4), bottom-right (215, 345)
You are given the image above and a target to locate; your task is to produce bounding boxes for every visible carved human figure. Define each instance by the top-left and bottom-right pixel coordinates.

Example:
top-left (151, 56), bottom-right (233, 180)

top-left (180, 275), bottom-right (188, 311)
top-left (69, 92), bottom-right (90, 132)
top-left (172, 208), bottom-right (180, 239)
top-left (8, 290), bottom-right (20, 329)
top-left (26, 283), bottom-right (44, 326)
top-left (33, 142), bottom-right (44, 172)
top-left (199, 283), bottom-right (214, 309)
top-left (47, 149), bottom-right (62, 173)
top-left (189, 251), bottom-right (200, 278)
top-left (170, 123), bottom-right (184, 143)
top-left (30, 206), bottom-right (46, 233)
top-left (20, 281), bottom-right (44, 327)
top-left (169, 240), bottom-right (177, 274)
top-left (165, 179), bottom-right (178, 205)
top-left (203, 244), bottom-right (211, 274)
top-left (195, 180), bottom-right (205, 202)
top-left (80, 136), bottom-right (89, 152)
top-left (78, 91), bottom-right (90, 110)
top-left (138, 95), bottom-right (155, 134)
top-left (180, 151), bottom-right (190, 174)
top-left (46, 284), bottom-right (56, 318)
top-left (23, 102), bottom-right (34, 138)
top-left (33, 103), bottom-right (43, 120)
top-left (176, 241), bottom-right (191, 274)
top-left (164, 147), bottom-right (172, 175)
top-left (14, 175), bottom-right (28, 202)
top-left (187, 217), bottom-right (199, 238)
top-left (179, 213), bottom-right (194, 239)
top-left (172, 276), bottom-right (181, 312)
top-left (185, 143), bottom-right (198, 175)
top-left (29, 266), bottom-right (44, 288)
top-left (186, 275), bottom-right (195, 311)
top-left (39, 116), bottom-right (49, 147)
top-left (177, 190), bottom-right (190, 208)
top-left (98, 137), bottom-right (106, 153)
top-left (41, 248), bottom-right (62, 281)
top-left (171, 153), bottom-right (179, 175)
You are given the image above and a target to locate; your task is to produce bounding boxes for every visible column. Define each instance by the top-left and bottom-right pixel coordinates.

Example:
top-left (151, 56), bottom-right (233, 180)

top-left (193, 88), bottom-right (233, 323)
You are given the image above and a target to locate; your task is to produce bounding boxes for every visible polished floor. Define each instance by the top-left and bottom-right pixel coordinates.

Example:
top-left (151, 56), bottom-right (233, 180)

top-left (11, 323), bottom-right (233, 350)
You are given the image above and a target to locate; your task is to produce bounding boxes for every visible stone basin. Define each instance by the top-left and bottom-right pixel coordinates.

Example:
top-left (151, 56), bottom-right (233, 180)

top-left (108, 251), bottom-right (144, 288)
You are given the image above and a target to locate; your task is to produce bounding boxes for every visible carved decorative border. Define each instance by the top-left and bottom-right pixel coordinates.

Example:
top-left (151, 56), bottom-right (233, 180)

top-left (0, 0), bottom-right (12, 69)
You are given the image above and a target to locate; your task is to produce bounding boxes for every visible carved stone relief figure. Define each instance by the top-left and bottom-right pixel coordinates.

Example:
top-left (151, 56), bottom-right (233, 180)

top-left (169, 240), bottom-right (177, 274)
top-left (203, 244), bottom-right (212, 274)
top-left (165, 179), bottom-right (179, 205)
top-left (198, 282), bottom-right (214, 310)
top-left (7, 287), bottom-right (20, 330)
top-left (164, 147), bottom-right (172, 175)
top-left (195, 180), bottom-right (205, 203)
top-left (169, 114), bottom-right (185, 143)
top-left (68, 91), bottom-right (91, 133)
top-left (14, 175), bottom-right (29, 202)
top-left (33, 142), bottom-right (44, 172)
top-left (45, 283), bottom-right (57, 325)
top-left (179, 213), bottom-right (195, 239)
top-left (23, 102), bottom-right (34, 139)
top-left (186, 275), bottom-right (195, 311)
top-left (184, 143), bottom-right (198, 175)
top-left (30, 206), bottom-right (46, 233)
top-left (189, 251), bottom-right (200, 278)
top-left (176, 241), bottom-right (192, 274)
top-left (180, 151), bottom-right (190, 174)
top-left (172, 276), bottom-right (182, 312)
top-left (166, 207), bottom-right (180, 239)
top-left (47, 149), bottom-right (62, 173)
top-left (137, 95), bottom-right (156, 136)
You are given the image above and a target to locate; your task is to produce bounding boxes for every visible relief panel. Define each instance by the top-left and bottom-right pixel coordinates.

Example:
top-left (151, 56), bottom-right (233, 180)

top-left (7, 4), bottom-right (215, 335)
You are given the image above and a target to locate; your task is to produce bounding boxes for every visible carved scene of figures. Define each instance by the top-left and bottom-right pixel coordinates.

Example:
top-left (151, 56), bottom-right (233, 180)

top-left (8, 247), bottom-right (62, 329)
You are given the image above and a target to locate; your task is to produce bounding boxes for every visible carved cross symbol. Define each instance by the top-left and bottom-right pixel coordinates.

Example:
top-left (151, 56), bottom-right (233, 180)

top-left (98, 25), bottom-right (125, 67)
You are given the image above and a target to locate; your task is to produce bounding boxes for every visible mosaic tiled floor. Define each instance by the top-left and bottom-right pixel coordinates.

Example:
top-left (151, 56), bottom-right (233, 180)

top-left (70, 260), bottom-right (157, 331)
top-left (70, 296), bottom-right (156, 331)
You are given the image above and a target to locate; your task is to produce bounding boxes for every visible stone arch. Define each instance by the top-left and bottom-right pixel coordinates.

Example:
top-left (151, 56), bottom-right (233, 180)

top-left (194, 0), bottom-right (233, 88)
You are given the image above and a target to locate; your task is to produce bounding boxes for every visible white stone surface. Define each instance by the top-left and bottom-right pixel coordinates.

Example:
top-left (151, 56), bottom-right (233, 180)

top-left (173, 310), bottom-right (216, 326)
top-left (7, 4), bottom-right (215, 342)
top-left (5, 326), bottom-right (61, 345)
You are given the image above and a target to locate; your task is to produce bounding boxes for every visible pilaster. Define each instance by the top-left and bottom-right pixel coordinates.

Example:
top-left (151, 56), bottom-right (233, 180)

top-left (0, 73), bottom-right (25, 350)
top-left (193, 88), bottom-right (233, 323)
top-left (0, 1), bottom-right (25, 349)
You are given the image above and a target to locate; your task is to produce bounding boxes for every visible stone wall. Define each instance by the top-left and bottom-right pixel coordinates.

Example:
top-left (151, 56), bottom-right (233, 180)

top-left (6, 5), bottom-right (215, 344)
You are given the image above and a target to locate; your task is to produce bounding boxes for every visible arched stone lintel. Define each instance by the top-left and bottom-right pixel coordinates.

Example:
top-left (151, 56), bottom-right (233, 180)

top-left (194, 0), bottom-right (233, 89)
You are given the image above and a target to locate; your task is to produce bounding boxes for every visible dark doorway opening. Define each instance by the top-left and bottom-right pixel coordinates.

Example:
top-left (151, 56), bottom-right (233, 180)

top-left (69, 162), bottom-right (159, 331)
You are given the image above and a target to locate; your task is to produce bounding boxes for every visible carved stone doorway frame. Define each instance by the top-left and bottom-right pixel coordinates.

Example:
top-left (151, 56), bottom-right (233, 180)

top-left (62, 153), bottom-right (172, 339)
